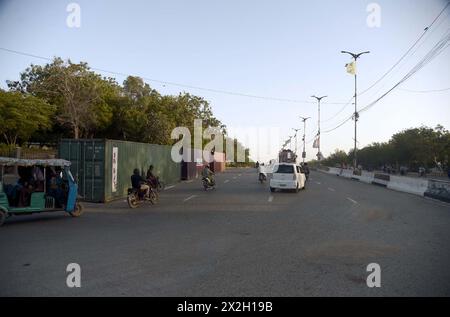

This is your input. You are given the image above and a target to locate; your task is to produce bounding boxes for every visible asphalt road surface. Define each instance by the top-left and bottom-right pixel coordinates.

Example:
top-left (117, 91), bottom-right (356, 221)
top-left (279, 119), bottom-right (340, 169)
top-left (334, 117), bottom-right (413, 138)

top-left (1, 168), bottom-right (450, 296)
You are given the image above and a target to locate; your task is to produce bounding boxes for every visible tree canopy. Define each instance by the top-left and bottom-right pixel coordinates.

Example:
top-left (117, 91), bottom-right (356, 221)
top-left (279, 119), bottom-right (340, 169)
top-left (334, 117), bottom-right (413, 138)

top-left (0, 90), bottom-right (55, 146)
top-left (4, 58), bottom-right (227, 145)
top-left (319, 125), bottom-right (450, 170)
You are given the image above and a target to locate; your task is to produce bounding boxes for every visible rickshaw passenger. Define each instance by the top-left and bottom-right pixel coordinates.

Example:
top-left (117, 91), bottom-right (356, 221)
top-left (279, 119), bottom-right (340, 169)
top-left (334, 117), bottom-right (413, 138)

top-left (17, 179), bottom-right (33, 207)
top-left (32, 166), bottom-right (45, 192)
top-left (47, 169), bottom-right (64, 207)
top-left (2, 168), bottom-right (20, 205)
top-left (17, 168), bottom-right (35, 207)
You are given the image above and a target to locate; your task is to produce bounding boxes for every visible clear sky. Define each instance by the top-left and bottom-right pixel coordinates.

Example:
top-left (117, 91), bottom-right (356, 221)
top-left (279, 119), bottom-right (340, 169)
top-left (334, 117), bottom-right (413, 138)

top-left (0, 0), bottom-right (449, 162)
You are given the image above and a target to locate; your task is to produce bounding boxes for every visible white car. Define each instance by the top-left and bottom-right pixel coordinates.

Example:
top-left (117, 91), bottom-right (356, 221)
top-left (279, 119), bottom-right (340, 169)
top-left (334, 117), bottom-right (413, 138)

top-left (269, 163), bottom-right (306, 193)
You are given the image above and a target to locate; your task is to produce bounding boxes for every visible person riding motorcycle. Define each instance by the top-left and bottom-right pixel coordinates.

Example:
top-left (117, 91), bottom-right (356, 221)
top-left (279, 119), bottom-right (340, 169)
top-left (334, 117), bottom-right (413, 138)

top-left (146, 165), bottom-right (159, 188)
top-left (258, 164), bottom-right (267, 183)
top-left (303, 162), bottom-right (310, 180)
top-left (131, 168), bottom-right (150, 199)
top-left (202, 165), bottom-right (215, 186)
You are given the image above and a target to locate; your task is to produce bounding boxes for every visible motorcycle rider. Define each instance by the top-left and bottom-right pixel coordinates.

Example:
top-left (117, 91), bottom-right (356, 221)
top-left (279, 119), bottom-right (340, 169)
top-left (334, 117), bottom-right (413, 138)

top-left (303, 162), bottom-right (310, 180)
top-left (202, 165), bottom-right (215, 186)
top-left (131, 168), bottom-right (150, 199)
top-left (258, 163), bottom-right (266, 182)
top-left (146, 165), bottom-right (159, 188)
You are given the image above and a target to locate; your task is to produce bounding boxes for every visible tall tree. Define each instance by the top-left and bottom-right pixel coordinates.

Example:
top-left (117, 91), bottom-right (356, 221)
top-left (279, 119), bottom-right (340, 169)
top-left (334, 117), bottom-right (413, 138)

top-left (8, 58), bottom-right (113, 139)
top-left (0, 90), bottom-right (55, 145)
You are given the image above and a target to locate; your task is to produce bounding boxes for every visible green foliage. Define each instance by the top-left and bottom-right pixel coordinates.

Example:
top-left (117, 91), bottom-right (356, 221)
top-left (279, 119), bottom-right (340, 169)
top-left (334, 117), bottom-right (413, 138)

top-left (0, 90), bottom-right (55, 145)
top-left (320, 125), bottom-right (450, 170)
top-left (321, 149), bottom-right (349, 167)
top-left (2, 58), bottom-right (238, 156)
top-left (8, 58), bottom-right (114, 138)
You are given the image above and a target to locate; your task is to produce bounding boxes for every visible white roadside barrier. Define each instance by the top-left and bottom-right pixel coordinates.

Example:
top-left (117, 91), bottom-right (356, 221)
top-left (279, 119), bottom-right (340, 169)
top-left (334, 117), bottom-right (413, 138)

top-left (327, 167), bottom-right (340, 175)
top-left (318, 166), bottom-right (450, 202)
top-left (341, 169), bottom-right (354, 179)
top-left (359, 171), bottom-right (375, 184)
top-left (387, 175), bottom-right (429, 196)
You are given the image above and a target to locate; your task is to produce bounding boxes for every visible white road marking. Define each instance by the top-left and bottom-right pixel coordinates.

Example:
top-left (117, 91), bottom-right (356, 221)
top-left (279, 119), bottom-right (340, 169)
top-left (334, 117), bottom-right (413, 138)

top-left (347, 197), bottom-right (358, 204)
top-left (165, 185), bottom-right (175, 190)
top-left (328, 187), bottom-right (335, 192)
top-left (183, 195), bottom-right (197, 202)
top-left (268, 196), bottom-right (274, 202)
top-left (233, 176), bottom-right (237, 179)
top-left (315, 181), bottom-right (321, 185)
top-left (185, 180), bottom-right (193, 183)
top-left (224, 180), bottom-right (230, 183)
top-left (238, 174), bottom-right (242, 177)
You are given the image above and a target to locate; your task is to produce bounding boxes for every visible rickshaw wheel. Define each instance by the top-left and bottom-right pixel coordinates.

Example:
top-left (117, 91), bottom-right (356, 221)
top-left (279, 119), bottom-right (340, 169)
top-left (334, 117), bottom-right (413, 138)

top-left (69, 203), bottom-right (84, 217)
top-left (0, 210), bottom-right (6, 226)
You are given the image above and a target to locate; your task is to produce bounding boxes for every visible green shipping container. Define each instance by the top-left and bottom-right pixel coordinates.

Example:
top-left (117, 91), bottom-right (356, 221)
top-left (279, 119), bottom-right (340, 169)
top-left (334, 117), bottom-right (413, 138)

top-left (59, 139), bottom-right (181, 202)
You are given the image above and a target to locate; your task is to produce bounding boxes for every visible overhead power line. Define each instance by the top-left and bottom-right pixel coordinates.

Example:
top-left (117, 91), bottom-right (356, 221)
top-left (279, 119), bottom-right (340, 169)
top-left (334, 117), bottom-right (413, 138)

top-left (398, 87), bottom-right (450, 93)
top-left (321, 96), bottom-right (354, 123)
top-left (359, 29), bottom-right (450, 114)
top-left (320, 29), bottom-right (450, 135)
top-left (358, 2), bottom-right (450, 96)
top-left (320, 2), bottom-right (450, 129)
top-left (0, 46), bottom-right (349, 105)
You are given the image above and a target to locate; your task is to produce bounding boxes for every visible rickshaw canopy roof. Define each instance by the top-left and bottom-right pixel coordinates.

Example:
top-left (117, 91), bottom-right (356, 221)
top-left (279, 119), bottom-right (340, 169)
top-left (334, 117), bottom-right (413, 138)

top-left (0, 157), bottom-right (71, 167)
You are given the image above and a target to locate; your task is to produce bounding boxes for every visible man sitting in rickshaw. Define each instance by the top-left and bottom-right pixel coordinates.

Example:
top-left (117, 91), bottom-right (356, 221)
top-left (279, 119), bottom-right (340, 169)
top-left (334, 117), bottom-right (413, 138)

top-left (46, 167), bottom-right (65, 207)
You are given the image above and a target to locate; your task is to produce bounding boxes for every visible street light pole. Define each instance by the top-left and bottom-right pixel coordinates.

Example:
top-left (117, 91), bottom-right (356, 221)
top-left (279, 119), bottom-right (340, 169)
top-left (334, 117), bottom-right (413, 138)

top-left (288, 136), bottom-right (293, 151)
top-left (300, 116), bottom-right (310, 163)
top-left (341, 50), bottom-right (370, 169)
top-left (292, 128), bottom-right (300, 156)
top-left (311, 95), bottom-right (327, 161)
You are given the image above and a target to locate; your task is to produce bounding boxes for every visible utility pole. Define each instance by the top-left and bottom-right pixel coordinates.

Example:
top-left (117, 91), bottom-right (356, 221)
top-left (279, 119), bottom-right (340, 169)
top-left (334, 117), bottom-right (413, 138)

top-left (311, 95), bottom-right (327, 161)
top-left (292, 128), bottom-right (300, 155)
top-left (292, 128), bottom-right (301, 163)
top-left (341, 50), bottom-right (370, 169)
top-left (299, 116), bottom-right (310, 163)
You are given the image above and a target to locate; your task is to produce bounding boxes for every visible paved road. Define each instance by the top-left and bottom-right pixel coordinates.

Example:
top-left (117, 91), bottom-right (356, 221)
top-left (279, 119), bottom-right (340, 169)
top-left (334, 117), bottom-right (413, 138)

top-left (1, 168), bottom-right (450, 296)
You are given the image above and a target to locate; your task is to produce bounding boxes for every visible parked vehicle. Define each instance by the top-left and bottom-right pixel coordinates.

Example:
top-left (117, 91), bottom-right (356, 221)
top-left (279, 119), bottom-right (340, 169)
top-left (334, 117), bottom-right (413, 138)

top-left (127, 183), bottom-right (158, 208)
top-left (0, 157), bottom-right (83, 226)
top-left (269, 163), bottom-right (306, 193)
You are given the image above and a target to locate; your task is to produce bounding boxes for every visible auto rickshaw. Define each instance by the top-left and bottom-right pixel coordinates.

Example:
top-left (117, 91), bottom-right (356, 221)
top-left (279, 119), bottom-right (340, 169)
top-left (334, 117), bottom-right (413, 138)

top-left (0, 157), bottom-right (83, 226)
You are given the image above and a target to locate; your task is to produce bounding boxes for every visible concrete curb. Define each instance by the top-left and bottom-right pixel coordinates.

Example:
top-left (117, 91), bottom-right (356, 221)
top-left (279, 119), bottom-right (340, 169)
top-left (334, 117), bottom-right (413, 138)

top-left (318, 167), bottom-right (450, 204)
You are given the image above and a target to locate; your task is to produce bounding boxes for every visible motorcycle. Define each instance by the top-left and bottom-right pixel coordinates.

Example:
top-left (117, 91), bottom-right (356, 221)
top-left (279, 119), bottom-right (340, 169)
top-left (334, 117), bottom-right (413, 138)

top-left (259, 172), bottom-right (267, 183)
top-left (202, 177), bottom-right (215, 191)
top-left (127, 185), bottom-right (158, 208)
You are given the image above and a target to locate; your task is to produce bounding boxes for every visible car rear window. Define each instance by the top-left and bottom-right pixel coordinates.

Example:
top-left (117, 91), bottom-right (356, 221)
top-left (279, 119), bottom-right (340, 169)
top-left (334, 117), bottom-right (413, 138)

top-left (274, 165), bottom-right (294, 174)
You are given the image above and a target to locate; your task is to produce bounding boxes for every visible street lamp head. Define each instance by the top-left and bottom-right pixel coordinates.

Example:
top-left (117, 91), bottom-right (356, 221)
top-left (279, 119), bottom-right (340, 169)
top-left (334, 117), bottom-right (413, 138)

top-left (311, 95), bottom-right (327, 101)
top-left (341, 50), bottom-right (370, 59)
